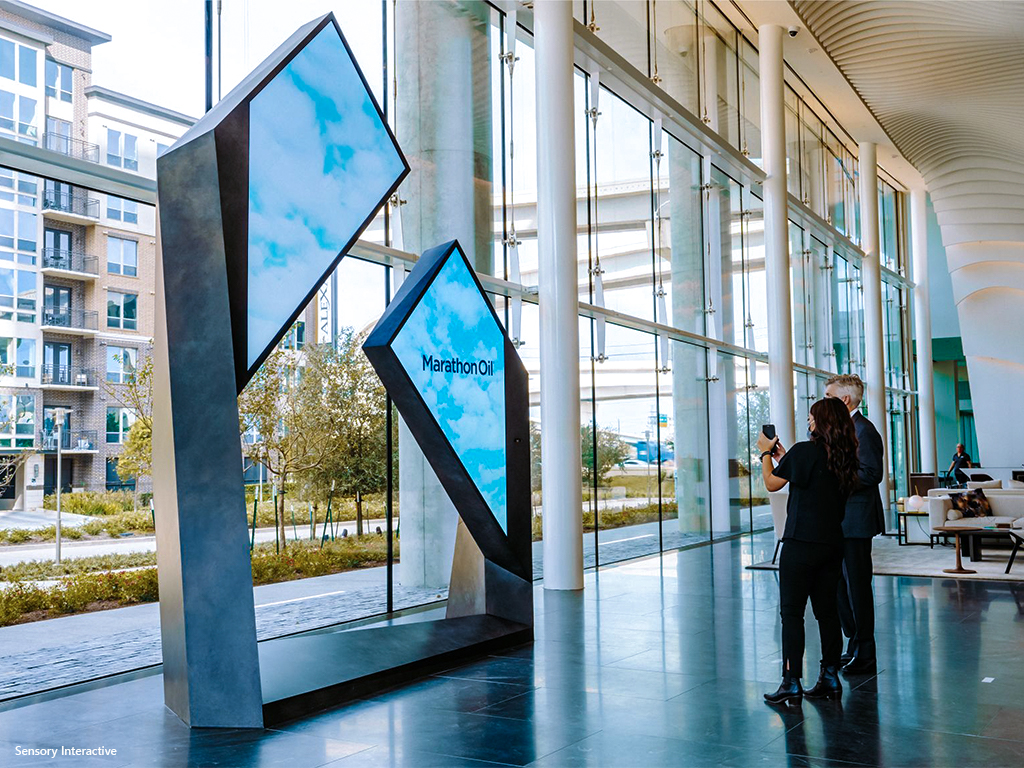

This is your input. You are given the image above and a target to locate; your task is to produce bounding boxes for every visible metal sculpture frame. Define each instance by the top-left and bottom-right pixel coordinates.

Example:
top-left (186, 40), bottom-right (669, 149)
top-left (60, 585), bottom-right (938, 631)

top-left (153, 13), bottom-right (406, 728)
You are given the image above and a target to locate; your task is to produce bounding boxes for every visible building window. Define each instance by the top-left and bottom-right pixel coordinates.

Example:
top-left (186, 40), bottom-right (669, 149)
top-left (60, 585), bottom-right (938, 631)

top-left (156, 142), bottom-right (170, 158)
top-left (107, 195), bottom-right (139, 224)
top-left (106, 345), bottom-right (137, 383)
top-left (107, 236), bottom-right (138, 276)
top-left (0, 200), bottom-right (38, 266)
top-left (0, 91), bottom-right (38, 144)
top-left (106, 129), bottom-right (138, 171)
top-left (44, 59), bottom-right (72, 102)
top-left (0, 40), bottom-right (12, 81)
top-left (106, 406), bottom-right (135, 443)
top-left (0, 393), bottom-right (35, 448)
top-left (107, 290), bottom-right (138, 330)
top-left (15, 337), bottom-right (34, 377)
top-left (0, 266), bottom-right (37, 321)
top-left (16, 95), bottom-right (35, 143)
top-left (18, 46), bottom-right (35, 87)
top-left (106, 457), bottom-right (134, 491)
top-left (281, 321), bottom-right (305, 350)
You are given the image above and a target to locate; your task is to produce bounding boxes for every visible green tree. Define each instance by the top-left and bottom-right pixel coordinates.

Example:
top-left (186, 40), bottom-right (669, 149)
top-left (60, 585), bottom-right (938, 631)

top-left (238, 342), bottom-right (333, 550)
top-left (581, 424), bottom-right (631, 487)
top-left (299, 328), bottom-right (389, 533)
top-left (103, 352), bottom-right (153, 508)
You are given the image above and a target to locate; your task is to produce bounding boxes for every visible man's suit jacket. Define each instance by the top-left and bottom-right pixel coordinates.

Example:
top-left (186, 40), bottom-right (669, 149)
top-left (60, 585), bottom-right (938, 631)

top-left (843, 410), bottom-right (886, 538)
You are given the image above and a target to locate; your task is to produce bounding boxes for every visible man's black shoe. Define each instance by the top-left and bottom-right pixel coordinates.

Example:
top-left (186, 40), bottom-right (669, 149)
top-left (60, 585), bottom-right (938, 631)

top-left (841, 656), bottom-right (877, 675)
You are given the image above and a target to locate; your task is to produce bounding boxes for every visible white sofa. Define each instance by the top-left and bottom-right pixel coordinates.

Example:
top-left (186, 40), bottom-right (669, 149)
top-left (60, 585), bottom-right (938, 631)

top-left (927, 486), bottom-right (1024, 531)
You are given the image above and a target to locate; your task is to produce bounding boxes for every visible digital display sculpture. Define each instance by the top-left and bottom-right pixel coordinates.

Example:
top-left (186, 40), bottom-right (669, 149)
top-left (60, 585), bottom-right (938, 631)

top-left (153, 13), bottom-right (530, 730)
top-left (153, 13), bottom-right (405, 728)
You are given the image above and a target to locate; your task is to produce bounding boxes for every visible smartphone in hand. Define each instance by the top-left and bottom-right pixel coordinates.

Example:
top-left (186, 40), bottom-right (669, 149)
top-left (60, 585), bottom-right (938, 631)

top-left (761, 424), bottom-right (776, 441)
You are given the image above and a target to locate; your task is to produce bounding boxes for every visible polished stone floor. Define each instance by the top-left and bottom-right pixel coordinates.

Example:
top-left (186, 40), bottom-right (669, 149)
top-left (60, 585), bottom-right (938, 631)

top-left (2, 532), bottom-right (1023, 767)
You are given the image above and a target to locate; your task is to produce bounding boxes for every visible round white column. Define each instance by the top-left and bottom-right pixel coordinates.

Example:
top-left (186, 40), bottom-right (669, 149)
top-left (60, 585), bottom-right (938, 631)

top-left (858, 142), bottom-right (891, 511)
top-left (910, 187), bottom-right (936, 474)
top-left (758, 25), bottom-right (796, 449)
top-left (535, 0), bottom-right (583, 591)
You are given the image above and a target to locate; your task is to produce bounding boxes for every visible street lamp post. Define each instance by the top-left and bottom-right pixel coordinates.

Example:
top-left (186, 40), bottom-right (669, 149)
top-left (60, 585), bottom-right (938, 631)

top-left (52, 407), bottom-right (71, 564)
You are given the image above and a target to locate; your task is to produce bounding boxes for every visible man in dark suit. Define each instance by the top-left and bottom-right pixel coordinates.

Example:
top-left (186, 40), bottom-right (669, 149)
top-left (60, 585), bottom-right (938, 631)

top-left (825, 374), bottom-right (885, 674)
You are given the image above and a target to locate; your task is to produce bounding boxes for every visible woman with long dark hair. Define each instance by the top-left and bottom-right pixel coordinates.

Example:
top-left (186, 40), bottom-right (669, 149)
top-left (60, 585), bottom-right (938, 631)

top-left (756, 397), bottom-right (860, 705)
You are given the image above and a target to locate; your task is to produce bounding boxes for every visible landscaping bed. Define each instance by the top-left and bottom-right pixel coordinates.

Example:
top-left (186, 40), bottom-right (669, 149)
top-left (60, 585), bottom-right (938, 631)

top-left (0, 536), bottom-right (395, 627)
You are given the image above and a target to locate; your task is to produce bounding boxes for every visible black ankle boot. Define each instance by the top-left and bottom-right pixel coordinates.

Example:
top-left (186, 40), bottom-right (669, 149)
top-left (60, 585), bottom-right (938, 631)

top-left (805, 664), bottom-right (842, 698)
top-left (764, 676), bottom-right (803, 705)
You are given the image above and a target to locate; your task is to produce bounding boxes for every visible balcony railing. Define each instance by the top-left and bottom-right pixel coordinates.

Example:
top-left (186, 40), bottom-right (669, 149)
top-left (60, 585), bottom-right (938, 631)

top-left (38, 429), bottom-right (98, 452)
top-left (41, 308), bottom-right (99, 331)
top-left (43, 190), bottom-right (99, 219)
top-left (41, 364), bottom-right (97, 387)
top-left (42, 248), bottom-right (99, 275)
top-left (43, 133), bottom-right (100, 163)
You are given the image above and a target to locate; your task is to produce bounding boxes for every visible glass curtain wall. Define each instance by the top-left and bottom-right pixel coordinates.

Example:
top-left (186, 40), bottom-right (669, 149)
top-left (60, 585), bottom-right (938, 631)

top-left (233, 0), bottom-right (912, 626)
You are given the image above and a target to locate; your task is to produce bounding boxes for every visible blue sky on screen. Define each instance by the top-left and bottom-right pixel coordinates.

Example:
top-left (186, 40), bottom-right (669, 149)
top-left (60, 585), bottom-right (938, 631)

top-left (246, 22), bottom-right (404, 368)
top-left (391, 251), bottom-right (508, 533)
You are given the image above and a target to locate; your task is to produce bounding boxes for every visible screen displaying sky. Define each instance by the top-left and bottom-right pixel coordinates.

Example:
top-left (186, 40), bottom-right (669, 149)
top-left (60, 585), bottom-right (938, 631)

top-left (246, 21), bottom-right (404, 369)
top-left (391, 248), bottom-right (508, 533)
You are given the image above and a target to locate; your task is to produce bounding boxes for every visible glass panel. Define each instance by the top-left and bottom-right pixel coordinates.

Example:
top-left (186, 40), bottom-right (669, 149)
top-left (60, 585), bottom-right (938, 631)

top-left (590, 87), bottom-right (654, 321)
top-left (699, 2), bottom-right (740, 150)
top-left (0, 40), bottom-right (13, 80)
top-left (660, 133), bottom-right (704, 335)
top-left (662, 339), bottom-right (711, 547)
top-left (743, 190), bottom-right (767, 353)
top-left (709, 166), bottom-right (744, 348)
top-left (18, 45), bottom-right (35, 87)
top-left (712, 352), bottom-right (748, 538)
top-left (123, 294), bottom-right (137, 330)
top-left (651, 0), bottom-right (699, 113)
top-left (16, 337), bottom-right (33, 377)
top-left (747, 359), bottom-right (771, 532)
top-left (738, 38), bottom-right (760, 164)
top-left (592, 323), bottom-right (661, 566)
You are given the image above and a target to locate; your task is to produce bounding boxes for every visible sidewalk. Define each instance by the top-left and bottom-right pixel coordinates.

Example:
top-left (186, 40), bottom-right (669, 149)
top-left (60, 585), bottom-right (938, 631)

top-left (0, 519), bottom-right (395, 567)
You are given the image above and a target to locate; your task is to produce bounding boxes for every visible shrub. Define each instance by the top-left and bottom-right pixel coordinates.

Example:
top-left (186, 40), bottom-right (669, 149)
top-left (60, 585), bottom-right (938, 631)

top-left (0, 582), bottom-right (48, 625)
top-left (6, 528), bottom-right (32, 544)
top-left (0, 534), bottom-right (395, 626)
top-left (0, 552), bottom-right (158, 582)
top-left (41, 490), bottom-right (136, 516)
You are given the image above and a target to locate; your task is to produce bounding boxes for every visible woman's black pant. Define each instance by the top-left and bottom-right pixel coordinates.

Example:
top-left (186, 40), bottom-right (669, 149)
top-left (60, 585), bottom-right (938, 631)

top-left (778, 538), bottom-right (844, 678)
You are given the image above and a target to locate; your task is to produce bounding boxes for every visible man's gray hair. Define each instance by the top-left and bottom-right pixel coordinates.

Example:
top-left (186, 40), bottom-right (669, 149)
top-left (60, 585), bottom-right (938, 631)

top-left (826, 373), bottom-right (864, 407)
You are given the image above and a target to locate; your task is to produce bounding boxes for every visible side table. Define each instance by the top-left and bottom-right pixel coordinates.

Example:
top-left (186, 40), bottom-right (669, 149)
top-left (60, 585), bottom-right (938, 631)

top-left (898, 510), bottom-right (930, 545)
top-left (933, 525), bottom-right (983, 574)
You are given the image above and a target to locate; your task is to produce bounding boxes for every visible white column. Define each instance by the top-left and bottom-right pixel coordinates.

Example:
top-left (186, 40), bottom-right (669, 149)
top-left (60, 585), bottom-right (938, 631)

top-left (758, 25), bottom-right (795, 449)
top-left (910, 187), bottom-right (936, 474)
top-left (535, 0), bottom-right (583, 591)
top-left (858, 142), bottom-right (891, 508)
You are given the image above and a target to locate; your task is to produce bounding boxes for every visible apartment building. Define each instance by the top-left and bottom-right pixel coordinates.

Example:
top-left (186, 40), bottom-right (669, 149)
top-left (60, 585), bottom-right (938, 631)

top-left (0, 0), bottom-right (191, 510)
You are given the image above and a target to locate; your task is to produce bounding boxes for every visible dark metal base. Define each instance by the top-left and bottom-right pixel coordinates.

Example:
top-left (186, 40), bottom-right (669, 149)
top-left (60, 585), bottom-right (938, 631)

top-left (260, 615), bottom-right (532, 726)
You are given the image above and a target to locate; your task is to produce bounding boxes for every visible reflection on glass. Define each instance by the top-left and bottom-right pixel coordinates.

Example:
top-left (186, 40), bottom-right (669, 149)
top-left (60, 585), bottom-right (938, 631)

top-left (590, 87), bottom-right (654, 321)
top-left (592, 323), bottom-right (661, 566)
top-left (664, 339), bottom-right (711, 544)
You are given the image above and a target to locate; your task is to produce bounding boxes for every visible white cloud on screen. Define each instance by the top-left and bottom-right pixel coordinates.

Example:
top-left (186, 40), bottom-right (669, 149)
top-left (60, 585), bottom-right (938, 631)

top-left (391, 251), bottom-right (508, 532)
top-left (247, 24), bottom-right (404, 368)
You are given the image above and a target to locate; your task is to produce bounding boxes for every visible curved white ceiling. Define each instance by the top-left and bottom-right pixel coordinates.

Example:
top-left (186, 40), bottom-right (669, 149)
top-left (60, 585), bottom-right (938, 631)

top-left (791, 0), bottom-right (1024, 246)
